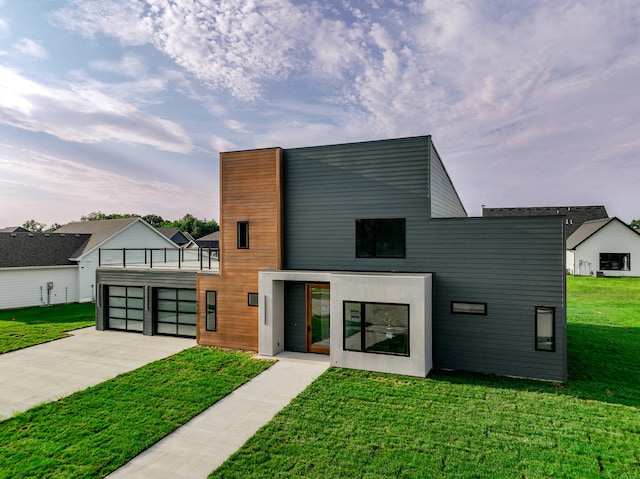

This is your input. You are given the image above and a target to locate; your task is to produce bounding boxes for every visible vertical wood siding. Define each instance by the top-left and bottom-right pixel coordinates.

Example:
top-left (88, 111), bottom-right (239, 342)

top-left (197, 148), bottom-right (282, 350)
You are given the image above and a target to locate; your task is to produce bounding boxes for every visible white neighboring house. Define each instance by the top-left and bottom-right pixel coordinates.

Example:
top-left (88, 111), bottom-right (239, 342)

top-left (0, 233), bottom-right (90, 310)
top-left (54, 218), bottom-right (179, 302)
top-left (566, 217), bottom-right (640, 277)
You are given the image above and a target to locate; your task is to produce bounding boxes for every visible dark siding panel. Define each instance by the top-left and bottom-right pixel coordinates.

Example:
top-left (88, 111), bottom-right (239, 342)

top-left (284, 136), bottom-right (431, 271)
top-left (284, 282), bottom-right (306, 352)
top-left (429, 140), bottom-right (467, 218)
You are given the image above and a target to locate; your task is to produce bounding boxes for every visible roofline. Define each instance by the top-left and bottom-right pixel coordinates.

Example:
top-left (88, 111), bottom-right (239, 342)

top-left (0, 265), bottom-right (79, 271)
top-left (427, 136), bottom-right (468, 217)
top-left (567, 217), bottom-right (637, 250)
top-left (74, 217), bottom-right (178, 260)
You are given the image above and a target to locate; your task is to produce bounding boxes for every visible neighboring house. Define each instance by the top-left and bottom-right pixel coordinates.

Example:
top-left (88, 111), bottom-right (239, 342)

top-left (0, 233), bottom-right (90, 309)
top-left (96, 136), bottom-right (566, 382)
top-left (566, 217), bottom-right (640, 277)
top-left (54, 218), bottom-right (179, 302)
top-left (193, 231), bottom-right (219, 250)
top-left (156, 227), bottom-right (195, 247)
top-left (0, 226), bottom-right (30, 233)
top-left (483, 205), bottom-right (608, 237)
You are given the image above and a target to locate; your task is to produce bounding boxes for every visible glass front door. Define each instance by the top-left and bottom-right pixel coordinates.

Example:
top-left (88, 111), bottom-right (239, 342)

top-left (306, 284), bottom-right (330, 354)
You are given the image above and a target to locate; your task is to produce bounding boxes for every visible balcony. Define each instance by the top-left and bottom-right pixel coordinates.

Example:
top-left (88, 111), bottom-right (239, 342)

top-left (98, 248), bottom-right (219, 271)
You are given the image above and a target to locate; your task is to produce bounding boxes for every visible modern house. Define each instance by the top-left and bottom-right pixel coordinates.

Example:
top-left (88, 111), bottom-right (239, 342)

top-left (96, 136), bottom-right (566, 381)
top-left (0, 232), bottom-right (90, 309)
top-left (566, 217), bottom-right (640, 276)
top-left (482, 205), bottom-right (608, 237)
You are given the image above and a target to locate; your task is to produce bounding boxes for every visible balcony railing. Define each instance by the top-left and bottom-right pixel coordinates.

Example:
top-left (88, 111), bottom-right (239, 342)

top-left (98, 247), bottom-right (219, 271)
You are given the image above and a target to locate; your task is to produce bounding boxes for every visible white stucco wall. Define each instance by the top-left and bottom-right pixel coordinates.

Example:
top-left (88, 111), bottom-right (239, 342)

top-left (0, 266), bottom-right (79, 310)
top-left (258, 270), bottom-right (433, 377)
top-left (571, 221), bottom-right (640, 277)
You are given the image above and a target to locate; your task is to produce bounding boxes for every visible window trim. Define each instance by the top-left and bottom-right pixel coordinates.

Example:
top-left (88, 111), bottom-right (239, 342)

top-left (535, 306), bottom-right (555, 352)
top-left (451, 301), bottom-right (487, 315)
top-left (248, 292), bottom-right (259, 307)
top-left (343, 300), bottom-right (410, 357)
top-left (237, 221), bottom-right (249, 249)
top-left (355, 218), bottom-right (406, 259)
top-left (599, 252), bottom-right (630, 271)
top-left (206, 291), bottom-right (217, 332)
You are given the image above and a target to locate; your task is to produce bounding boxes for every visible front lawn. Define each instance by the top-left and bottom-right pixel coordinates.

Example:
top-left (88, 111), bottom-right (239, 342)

top-left (0, 347), bottom-right (272, 479)
top-left (0, 303), bottom-right (95, 354)
top-left (211, 276), bottom-right (640, 478)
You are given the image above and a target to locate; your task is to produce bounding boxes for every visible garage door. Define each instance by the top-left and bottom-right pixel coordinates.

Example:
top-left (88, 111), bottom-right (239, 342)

top-left (107, 286), bottom-right (144, 332)
top-left (155, 288), bottom-right (196, 337)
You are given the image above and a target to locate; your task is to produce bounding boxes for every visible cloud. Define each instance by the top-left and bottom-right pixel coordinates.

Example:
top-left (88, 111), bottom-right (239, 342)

top-left (0, 17), bottom-right (9, 37)
top-left (14, 38), bottom-right (48, 59)
top-left (0, 65), bottom-right (192, 152)
top-left (0, 143), bottom-right (216, 224)
top-left (89, 53), bottom-right (147, 78)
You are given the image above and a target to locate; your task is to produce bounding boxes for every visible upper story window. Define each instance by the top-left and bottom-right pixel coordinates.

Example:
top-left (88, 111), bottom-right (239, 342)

top-left (237, 221), bottom-right (249, 249)
top-left (356, 218), bottom-right (405, 258)
top-left (600, 253), bottom-right (630, 271)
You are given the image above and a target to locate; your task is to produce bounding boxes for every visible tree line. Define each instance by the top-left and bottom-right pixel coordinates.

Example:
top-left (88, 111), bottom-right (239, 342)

top-left (21, 212), bottom-right (219, 239)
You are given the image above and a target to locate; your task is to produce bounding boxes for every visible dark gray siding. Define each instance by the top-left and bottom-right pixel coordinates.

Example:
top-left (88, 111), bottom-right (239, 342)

top-left (284, 136), bottom-right (431, 271)
top-left (426, 217), bottom-right (566, 381)
top-left (284, 282), bottom-right (306, 352)
top-left (283, 137), bottom-right (567, 381)
top-left (96, 269), bottom-right (197, 335)
top-left (429, 140), bottom-right (467, 218)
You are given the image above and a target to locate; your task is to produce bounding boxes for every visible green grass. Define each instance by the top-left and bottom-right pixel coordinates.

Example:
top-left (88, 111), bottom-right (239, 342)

top-left (0, 347), bottom-right (272, 479)
top-left (0, 303), bottom-right (95, 354)
top-left (211, 276), bottom-right (640, 479)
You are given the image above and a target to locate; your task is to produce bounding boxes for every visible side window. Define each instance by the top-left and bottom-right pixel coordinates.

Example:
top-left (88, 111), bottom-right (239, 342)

top-left (356, 218), bottom-right (405, 258)
top-left (206, 291), bottom-right (216, 331)
top-left (535, 306), bottom-right (555, 352)
top-left (237, 221), bottom-right (249, 249)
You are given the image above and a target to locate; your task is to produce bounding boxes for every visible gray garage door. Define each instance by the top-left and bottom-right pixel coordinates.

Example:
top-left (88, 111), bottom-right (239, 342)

top-left (107, 286), bottom-right (144, 332)
top-left (155, 288), bottom-right (196, 338)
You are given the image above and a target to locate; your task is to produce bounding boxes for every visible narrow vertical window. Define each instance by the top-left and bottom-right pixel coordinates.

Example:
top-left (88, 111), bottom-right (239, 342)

top-left (237, 221), bottom-right (249, 249)
top-left (206, 291), bottom-right (216, 331)
top-left (535, 306), bottom-right (555, 352)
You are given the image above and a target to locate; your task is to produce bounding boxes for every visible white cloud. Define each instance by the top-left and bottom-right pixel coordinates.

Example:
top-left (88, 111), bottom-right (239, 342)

top-left (0, 66), bottom-right (192, 153)
top-left (0, 17), bottom-right (9, 37)
top-left (89, 54), bottom-right (147, 78)
top-left (210, 135), bottom-right (237, 153)
top-left (14, 38), bottom-right (48, 59)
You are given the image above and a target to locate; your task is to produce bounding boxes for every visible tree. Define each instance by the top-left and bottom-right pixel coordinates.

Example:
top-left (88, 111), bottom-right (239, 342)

top-left (80, 211), bottom-right (139, 221)
top-left (172, 214), bottom-right (219, 239)
top-left (45, 223), bottom-right (61, 232)
top-left (22, 219), bottom-right (46, 232)
top-left (631, 219), bottom-right (640, 231)
top-left (142, 214), bottom-right (167, 228)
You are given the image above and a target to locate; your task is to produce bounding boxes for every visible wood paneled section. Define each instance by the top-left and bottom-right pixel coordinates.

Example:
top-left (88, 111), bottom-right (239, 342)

top-left (197, 148), bottom-right (282, 350)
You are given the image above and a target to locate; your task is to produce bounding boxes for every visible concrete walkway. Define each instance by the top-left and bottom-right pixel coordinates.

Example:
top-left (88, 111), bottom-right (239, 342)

top-left (0, 327), bottom-right (194, 419)
top-left (107, 352), bottom-right (330, 479)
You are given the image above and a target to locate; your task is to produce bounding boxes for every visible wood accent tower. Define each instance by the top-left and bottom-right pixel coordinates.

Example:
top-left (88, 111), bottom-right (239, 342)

top-left (197, 148), bottom-right (283, 350)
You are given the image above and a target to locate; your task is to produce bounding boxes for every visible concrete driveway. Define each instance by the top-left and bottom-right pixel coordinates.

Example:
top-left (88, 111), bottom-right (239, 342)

top-left (0, 327), bottom-right (194, 419)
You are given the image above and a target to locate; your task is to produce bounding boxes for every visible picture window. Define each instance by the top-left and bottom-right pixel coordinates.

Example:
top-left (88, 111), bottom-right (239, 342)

top-left (343, 301), bottom-right (409, 356)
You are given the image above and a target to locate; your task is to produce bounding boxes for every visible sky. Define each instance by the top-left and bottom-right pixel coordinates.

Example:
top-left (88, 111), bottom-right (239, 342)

top-left (0, 0), bottom-right (639, 229)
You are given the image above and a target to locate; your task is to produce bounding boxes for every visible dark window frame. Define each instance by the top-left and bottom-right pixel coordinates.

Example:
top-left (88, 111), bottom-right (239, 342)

top-left (599, 252), bottom-right (630, 271)
top-left (248, 292), bottom-right (259, 307)
top-left (237, 221), bottom-right (249, 249)
top-left (206, 290), bottom-right (216, 331)
top-left (535, 306), bottom-right (555, 352)
top-left (343, 300), bottom-right (410, 357)
top-left (355, 218), bottom-right (406, 258)
top-left (451, 301), bottom-right (487, 315)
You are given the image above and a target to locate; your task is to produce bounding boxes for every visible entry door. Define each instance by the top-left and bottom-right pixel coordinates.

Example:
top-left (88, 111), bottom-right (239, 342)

top-left (306, 284), bottom-right (330, 354)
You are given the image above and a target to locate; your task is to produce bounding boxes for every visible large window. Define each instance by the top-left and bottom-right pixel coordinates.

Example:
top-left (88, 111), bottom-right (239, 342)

top-left (155, 288), bottom-right (196, 337)
top-left (107, 286), bottom-right (144, 332)
top-left (344, 301), bottom-right (409, 356)
top-left (237, 221), bottom-right (249, 249)
top-left (206, 291), bottom-right (216, 331)
top-left (535, 306), bottom-right (555, 352)
top-left (356, 219), bottom-right (405, 258)
top-left (600, 253), bottom-right (630, 271)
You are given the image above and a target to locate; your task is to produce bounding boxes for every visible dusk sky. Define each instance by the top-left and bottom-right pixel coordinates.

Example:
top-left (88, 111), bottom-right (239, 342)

top-left (1, 0), bottom-right (638, 228)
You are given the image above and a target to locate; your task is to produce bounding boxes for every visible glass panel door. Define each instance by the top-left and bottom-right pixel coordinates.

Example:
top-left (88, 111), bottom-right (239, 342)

top-left (306, 284), bottom-right (330, 354)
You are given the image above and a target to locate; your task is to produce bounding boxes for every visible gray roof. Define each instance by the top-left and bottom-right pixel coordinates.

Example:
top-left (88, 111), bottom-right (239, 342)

top-left (566, 217), bottom-right (639, 250)
top-left (0, 226), bottom-right (29, 233)
top-left (482, 205), bottom-right (608, 237)
top-left (0, 233), bottom-right (91, 267)
top-left (54, 218), bottom-right (140, 258)
top-left (156, 227), bottom-right (194, 245)
top-left (195, 231), bottom-right (219, 249)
